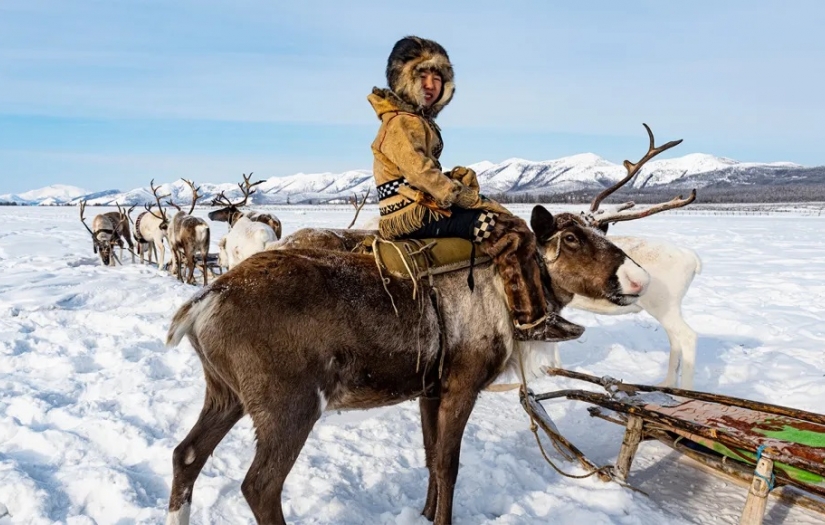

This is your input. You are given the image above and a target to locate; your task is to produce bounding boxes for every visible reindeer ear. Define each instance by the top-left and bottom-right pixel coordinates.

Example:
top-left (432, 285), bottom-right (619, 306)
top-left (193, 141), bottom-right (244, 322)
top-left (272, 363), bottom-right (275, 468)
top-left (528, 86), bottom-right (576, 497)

top-left (598, 222), bottom-right (609, 234)
top-left (530, 206), bottom-right (557, 244)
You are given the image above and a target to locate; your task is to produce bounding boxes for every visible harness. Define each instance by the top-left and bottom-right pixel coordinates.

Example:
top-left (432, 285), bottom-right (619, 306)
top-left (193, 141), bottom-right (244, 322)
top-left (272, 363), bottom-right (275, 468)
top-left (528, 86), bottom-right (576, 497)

top-left (93, 228), bottom-right (115, 242)
top-left (134, 212), bottom-right (147, 243)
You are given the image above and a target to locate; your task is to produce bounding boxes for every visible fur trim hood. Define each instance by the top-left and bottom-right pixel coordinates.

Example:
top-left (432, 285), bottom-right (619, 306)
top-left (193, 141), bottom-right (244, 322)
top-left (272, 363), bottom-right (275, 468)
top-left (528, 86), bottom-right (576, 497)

top-left (382, 36), bottom-right (455, 119)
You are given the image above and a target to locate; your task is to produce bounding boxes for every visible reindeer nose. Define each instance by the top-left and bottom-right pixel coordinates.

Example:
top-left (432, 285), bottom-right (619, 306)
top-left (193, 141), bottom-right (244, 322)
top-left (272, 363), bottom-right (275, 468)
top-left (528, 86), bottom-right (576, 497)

top-left (627, 279), bottom-right (644, 294)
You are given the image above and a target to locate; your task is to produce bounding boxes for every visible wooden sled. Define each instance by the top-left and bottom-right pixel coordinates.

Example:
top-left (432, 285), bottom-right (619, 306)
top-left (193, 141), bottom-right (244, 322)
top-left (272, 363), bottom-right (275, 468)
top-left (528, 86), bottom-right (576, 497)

top-left (194, 252), bottom-right (223, 277)
top-left (523, 368), bottom-right (825, 525)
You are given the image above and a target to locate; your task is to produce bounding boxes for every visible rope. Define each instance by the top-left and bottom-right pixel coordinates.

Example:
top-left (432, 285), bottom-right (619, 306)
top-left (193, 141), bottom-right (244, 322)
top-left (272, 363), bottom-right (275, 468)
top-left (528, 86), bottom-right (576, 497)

top-left (753, 444), bottom-right (776, 492)
top-left (373, 238), bottom-right (419, 299)
top-left (371, 242), bottom-right (399, 316)
top-left (516, 347), bottom-right (613, 481)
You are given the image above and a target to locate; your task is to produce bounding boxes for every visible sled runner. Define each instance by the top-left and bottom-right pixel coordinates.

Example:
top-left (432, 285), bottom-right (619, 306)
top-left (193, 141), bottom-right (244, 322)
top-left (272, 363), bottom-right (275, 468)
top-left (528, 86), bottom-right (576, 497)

top-left (522, 368), bottom-right (825, 525)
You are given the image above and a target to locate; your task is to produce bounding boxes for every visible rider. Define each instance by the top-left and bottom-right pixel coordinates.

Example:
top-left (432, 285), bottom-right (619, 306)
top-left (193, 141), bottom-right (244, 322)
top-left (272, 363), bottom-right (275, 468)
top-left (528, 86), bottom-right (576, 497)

top-left (368, 36), bottom-right (584, 342)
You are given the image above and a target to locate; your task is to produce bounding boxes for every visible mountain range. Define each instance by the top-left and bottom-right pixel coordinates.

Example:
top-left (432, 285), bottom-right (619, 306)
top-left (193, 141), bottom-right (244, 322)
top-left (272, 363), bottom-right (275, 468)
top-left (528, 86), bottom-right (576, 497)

top-left (1, 153), bottom-right (821, 206)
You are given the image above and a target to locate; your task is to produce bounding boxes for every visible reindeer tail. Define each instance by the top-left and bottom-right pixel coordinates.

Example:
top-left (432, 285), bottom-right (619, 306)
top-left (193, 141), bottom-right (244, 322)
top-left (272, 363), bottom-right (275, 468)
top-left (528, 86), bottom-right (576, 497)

top-left (166, 289), bottom-right (217, 347)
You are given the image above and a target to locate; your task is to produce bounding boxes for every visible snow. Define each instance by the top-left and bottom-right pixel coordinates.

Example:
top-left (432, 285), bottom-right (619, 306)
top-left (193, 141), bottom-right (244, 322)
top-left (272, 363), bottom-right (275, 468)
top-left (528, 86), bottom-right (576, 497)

top-left (1, 205), bottom-right (824, 524)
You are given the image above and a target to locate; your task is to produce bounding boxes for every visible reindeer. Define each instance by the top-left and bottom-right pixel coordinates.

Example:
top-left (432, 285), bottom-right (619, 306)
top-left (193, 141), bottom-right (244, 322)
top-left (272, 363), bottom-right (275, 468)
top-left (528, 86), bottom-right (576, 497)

top-left (262, 191), bottom-right (374, 254)
top-left (567, 123), bottom-right (700, 389)
top-left (208, 172), bottom-right (282, 239)
top-left (163, 203), bottom-right (654, 524)
top-left (210, 174), bottom-right (282, 271)
top-left (477, 126), bottom-right (701, 391)
top-left (162, 127), bottom-right (702, 524)
top-left (79, 201), bottom-right (135, 266)
top-left (166, 180), bottom-right (210, 285)
top-left (130, 180), bottom-right (172, 268)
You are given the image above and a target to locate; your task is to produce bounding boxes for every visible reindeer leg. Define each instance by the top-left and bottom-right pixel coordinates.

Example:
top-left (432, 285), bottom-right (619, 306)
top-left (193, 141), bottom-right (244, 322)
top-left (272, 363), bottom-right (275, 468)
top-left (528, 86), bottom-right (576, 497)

top-left (201, 249), bottom-right (208, 286)
top-left (420, 396), bottom-right (441, 521)
top-left (186, 251), bottom-right (196, 285)
top-left (652, 308), bottom-right (697, 389)
top-left (167, 378), bottom-right (243, 525)
top-left (242, 386), bottom-right (320, 525)
top-left (433, 378), bottom-right (479, 524)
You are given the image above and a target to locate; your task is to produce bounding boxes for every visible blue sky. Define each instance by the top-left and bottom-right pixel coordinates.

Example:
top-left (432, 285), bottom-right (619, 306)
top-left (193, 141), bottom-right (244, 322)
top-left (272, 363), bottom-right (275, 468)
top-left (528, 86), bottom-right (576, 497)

top-left (1, 0), bottom-right (823, 194)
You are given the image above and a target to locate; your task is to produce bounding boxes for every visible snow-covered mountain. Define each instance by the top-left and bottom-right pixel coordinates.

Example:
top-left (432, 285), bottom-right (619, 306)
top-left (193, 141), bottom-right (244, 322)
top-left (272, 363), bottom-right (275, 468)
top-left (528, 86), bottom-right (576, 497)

top-left (0, 184), bottom-right (88, 205)
top-left (2, 154), bottom-right (816, 206)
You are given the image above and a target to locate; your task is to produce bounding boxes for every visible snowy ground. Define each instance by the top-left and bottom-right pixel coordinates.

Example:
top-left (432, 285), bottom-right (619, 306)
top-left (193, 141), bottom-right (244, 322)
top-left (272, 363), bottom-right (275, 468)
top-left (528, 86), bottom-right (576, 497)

top-left (1, 204), bottom-right (824, 524)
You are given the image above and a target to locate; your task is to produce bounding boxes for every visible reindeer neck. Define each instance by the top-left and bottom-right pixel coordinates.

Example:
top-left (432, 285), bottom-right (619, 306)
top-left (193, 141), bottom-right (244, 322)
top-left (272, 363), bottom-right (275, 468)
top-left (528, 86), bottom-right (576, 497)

top-left (536, 254), bottom-right (574, 310)
top-left (229, 211), bottom-right (244, 227)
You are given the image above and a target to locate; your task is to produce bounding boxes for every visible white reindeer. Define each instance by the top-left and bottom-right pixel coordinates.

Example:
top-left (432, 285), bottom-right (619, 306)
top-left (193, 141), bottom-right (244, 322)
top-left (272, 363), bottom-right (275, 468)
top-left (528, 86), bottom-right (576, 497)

top-left (131, 180), bottom-right (171, 269)
top-left (526, 125), bottom-right (701, 389)
top-left (556, 236), bottom-right (702, 388)
top-left (209, 173), bottom-right (281, 271)
top-left (218, 215), bottom-right (279, 270)
top-left (207, 173), bottom-right (282, 237)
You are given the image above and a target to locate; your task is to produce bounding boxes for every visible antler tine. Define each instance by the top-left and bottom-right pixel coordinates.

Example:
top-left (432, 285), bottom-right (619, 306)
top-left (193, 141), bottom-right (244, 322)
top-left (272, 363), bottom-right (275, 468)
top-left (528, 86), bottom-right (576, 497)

top-left (346, 187), bottom-right (371, 229)
top-left (143, 202), bottom-right (163, 221)
top-left (590, 123), bottom-right (683, 212)
top-left (149, 179), bottom-right (171, 221)
top-left (78, 199), bottom-right (95, 236)
top-left (116, 202), bottom-right (134, 227)
top-left (212, 191), bottom-right (234, 207)
top-left (180, 178), bottom-right (202, 215)
top-left (166, 199), bottom-right (182, 212)
top-left (592, 189), bottom-right (697, 226)
top-left (234, 172), bottom-right (264, 207)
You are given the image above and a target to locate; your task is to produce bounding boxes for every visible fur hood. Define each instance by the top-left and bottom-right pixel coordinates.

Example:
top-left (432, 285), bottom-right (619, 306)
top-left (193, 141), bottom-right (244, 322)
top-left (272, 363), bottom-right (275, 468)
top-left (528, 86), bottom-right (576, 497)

top-left (380, 36), bottom-right (455, 119)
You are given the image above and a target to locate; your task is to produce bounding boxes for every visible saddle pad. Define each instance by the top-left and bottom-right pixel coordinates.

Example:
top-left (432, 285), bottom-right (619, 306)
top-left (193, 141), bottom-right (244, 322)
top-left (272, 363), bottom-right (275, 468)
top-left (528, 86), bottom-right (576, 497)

top-left (364, 235), bottom-right (491, 280)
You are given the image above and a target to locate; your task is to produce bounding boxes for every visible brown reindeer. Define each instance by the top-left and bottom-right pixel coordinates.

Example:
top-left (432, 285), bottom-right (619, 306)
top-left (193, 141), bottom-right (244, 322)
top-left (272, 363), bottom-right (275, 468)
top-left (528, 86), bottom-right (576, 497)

top-left (208, 172), bottom-right (282, 239)
top-left (164, 202), bottom-right (656, 524)
top-left (79, 201), bottom-right (135, 266)
top-left (166, 179), bottom-right (210, 285)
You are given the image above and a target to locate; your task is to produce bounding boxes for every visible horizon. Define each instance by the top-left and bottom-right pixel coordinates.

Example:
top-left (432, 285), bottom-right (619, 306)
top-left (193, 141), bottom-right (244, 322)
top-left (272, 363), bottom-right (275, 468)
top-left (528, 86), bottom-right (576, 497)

top-left (2, 150), bottom-right (814, 199)
top-left (2, 1), bottom-right (824, 194)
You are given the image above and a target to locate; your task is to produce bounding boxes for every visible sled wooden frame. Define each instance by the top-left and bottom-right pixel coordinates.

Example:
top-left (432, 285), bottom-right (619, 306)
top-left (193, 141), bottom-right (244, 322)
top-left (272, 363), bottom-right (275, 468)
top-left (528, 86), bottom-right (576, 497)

top-left (194, 253), bottom-right (223, 277)
top-left (522, 367), bottom-right (825, 525)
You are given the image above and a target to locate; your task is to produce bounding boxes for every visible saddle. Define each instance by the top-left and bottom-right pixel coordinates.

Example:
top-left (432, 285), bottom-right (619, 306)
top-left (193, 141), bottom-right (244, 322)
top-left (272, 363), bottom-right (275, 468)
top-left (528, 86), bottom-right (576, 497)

top-left (361, 235), bottom-right (491, 282)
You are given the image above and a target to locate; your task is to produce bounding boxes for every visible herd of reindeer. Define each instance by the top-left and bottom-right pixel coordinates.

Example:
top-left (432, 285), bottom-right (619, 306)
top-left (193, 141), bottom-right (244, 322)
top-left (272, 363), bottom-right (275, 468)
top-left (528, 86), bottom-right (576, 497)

top-left (78, 126), bottom-right (710, 524)
top-left (78, 126), bottom-right (702, 393)
top-left (78, 173), bottom-right (285, 284)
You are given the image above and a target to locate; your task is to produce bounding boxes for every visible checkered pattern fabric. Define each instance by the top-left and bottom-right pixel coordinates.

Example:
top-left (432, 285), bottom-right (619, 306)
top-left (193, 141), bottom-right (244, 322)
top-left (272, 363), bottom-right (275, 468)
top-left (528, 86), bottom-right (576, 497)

top-left (376, 177), bottom-right (409, 200)
top-left (472, 211), bottom-right (497, 243)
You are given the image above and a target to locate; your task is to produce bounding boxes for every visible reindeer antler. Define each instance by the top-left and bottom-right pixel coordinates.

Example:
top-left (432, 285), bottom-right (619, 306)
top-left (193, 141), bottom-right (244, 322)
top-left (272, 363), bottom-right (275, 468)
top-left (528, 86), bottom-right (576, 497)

top-left (586, 124), bottom-right (696, 227)
top-left (211, 172), bottom-right (264, 208)
top-left (147, 179), bottom-right (171, 221)
top-left (347, 188), bottom-right (371, 229)
top-left (236, 172), bottom-right (263, 207)
top-left (180, 178), bottom-right (202, 215)
top-left (79, 200), bottom-right (95, 236)
top-left (590, 123), bottom-right (683, 213)
top-left (590, 190), bottom-right (697, 227)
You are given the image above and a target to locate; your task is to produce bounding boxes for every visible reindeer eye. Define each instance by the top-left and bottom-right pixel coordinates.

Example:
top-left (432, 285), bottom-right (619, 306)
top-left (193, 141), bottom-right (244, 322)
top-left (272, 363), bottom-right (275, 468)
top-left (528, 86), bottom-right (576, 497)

top-left (564, 234), bottom-right (577, 244)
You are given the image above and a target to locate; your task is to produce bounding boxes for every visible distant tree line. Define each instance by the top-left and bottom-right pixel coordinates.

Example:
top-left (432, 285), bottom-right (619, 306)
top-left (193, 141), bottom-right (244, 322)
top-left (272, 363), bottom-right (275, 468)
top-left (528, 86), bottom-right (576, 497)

top-left (485, 184), bottom-right (825, 205)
